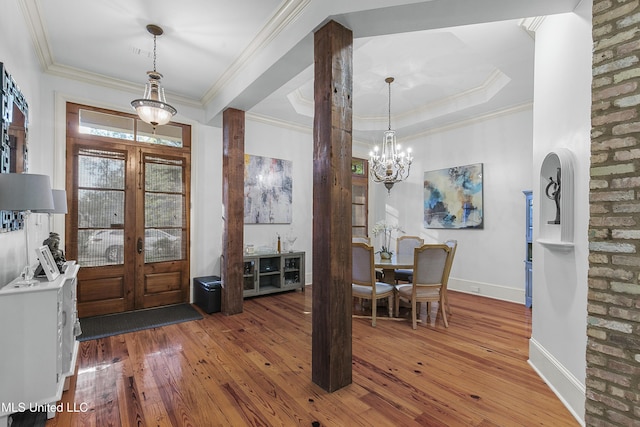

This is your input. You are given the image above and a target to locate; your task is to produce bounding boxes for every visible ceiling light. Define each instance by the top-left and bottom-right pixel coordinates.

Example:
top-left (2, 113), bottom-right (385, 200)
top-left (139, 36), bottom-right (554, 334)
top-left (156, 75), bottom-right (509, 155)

top-left (131, 24), bottom-right (177, 128)
top-left (369, 77), bottom-right (413, 193)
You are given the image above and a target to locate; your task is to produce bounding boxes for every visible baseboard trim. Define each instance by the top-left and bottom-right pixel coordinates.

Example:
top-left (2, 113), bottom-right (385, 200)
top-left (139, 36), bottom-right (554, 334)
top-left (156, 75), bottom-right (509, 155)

top-left (528, 338), bottom-right (585, 426)
top-left (448, 277), bottom-right (524, 304)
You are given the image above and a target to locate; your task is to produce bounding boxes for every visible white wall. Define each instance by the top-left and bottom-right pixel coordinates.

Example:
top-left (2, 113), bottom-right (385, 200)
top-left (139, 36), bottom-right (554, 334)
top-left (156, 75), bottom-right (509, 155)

top-left (357, 108), bottom-right (534, 303)
top-left (528, 3), bottom-right (591, 424)
top-left (244, 118), bottom-right (314, 283)
top-left (0, 23), bottom-right (314, 291)
top-left (0, 0), bottom-right (50, 285)
top-left (0, 6), bottom-right (590, 426)
top-left (0, 0), bottom-right (221, 289)
top-left (0, 6), bottom-right (590, 424)
top-left (190, 124), bottom-right (223, 281)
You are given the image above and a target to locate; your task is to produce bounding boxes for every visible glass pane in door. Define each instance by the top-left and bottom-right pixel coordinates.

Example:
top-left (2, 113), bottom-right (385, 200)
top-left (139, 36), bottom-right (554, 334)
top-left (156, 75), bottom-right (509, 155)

top-left (352, 184), bottom-right (366, 204)
top-left (76, 149), bottom-right (126, 266)
top-left (144, 156), bottom-right (186, 263)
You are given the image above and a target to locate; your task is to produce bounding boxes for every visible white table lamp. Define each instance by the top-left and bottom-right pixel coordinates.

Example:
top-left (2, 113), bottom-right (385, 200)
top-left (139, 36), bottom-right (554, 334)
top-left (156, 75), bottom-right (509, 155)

top-left (0, 173), bottom-right (54, 285)
top-left (33, 189), bottom-right (67, 214)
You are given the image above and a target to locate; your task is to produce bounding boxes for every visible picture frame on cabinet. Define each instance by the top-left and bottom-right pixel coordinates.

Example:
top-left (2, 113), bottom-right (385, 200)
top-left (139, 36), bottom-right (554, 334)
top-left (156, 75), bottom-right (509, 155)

top-left (35, 245), bottom-right (60, 281)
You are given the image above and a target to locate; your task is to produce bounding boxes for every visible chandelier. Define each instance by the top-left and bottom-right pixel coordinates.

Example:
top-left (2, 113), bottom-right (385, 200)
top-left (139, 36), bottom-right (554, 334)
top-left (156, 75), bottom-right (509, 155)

top-left (131, 24), bottom-right (177, 128)
top-left (369, 77), bottom-right (412, 193)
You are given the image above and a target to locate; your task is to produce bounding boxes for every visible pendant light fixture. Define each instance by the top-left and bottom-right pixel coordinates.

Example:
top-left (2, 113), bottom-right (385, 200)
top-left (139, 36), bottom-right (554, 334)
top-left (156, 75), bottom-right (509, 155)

top-left (131, 24), bottom-right (177, 128)
top-left (369, 77), bottom-right (413, 193)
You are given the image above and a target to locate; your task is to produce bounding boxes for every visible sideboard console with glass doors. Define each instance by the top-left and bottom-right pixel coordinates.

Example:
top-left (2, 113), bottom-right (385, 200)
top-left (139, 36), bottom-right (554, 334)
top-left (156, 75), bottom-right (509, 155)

top-left (242, 252), bottom-right (305, 297)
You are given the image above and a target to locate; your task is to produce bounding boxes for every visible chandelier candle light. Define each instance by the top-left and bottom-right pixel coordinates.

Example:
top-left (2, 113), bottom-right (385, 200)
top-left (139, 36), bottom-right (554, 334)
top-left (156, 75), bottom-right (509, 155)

top-left (369, 77), bottom-right (413, 194)
top-left (131, 24), bottom-right (177, 128)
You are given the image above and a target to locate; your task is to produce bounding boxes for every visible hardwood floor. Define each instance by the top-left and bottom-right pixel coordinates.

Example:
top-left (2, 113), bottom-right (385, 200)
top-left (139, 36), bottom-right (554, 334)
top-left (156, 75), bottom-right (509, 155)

top-left (47, 288), bottom-right (578, 427)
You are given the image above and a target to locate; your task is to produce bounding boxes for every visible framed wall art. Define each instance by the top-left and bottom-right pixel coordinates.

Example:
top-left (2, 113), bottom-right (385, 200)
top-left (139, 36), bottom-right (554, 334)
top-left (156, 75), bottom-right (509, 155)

top-left (244, 154), bottom-right (292, 224)
top-left (423, 163), bottom-right (483, 229)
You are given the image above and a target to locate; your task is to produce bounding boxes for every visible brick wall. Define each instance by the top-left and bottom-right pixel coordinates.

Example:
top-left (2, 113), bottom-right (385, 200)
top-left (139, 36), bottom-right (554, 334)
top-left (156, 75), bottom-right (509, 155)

top-left (589, 0), bottom-right (640, 425)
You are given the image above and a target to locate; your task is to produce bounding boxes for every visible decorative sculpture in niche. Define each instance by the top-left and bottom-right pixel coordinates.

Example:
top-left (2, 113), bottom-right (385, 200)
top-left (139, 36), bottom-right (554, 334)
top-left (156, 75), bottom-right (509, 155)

top-left (0, 62), bottom-right (30, 232)
top-left (545, 167), bottom-right (561, 225)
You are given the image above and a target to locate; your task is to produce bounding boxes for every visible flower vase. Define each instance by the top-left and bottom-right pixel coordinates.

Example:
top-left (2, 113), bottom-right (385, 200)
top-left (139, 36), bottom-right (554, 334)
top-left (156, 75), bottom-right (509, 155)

top-left (380, 251), bottom-right (392, 260)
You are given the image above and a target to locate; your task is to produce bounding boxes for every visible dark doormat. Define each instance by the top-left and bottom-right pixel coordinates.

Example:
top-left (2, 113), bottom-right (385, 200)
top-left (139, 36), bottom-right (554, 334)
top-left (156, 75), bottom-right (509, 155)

top-left (78, 303), bottom-right (203, 341)
top-left (8, 409), bottom-right (46, 427)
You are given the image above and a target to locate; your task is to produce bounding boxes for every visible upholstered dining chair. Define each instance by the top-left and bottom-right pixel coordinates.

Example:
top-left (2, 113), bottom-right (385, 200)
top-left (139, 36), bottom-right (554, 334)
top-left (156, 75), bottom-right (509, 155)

top-left (353, 236), bottom-right (385, 281)
top-left (394, 236), bottom-right (424, 284)
top-left (395, 244), bottom-right (452, 329)
top-left (352, 242), bottom-right (395, 326)
top-left (352, 236), bottom-right (371, 245)
top-left (443, 239), bottom-right (458, 316)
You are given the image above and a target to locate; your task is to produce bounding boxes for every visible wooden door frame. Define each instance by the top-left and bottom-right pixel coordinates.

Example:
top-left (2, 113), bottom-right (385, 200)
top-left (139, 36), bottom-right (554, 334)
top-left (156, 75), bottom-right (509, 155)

top-left (351, 157), bottom-right (369, 238)
top-left (135, 149), bottom-right (192, 309)
top-left (65, 102), bottom-right (191, 316)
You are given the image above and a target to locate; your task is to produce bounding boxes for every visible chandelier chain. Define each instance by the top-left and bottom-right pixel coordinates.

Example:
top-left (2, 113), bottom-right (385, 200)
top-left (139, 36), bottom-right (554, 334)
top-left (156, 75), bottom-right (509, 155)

top-left (153, 34), bottom-right (157, 72)
top-left (388, 80), bottom-right (392, 131)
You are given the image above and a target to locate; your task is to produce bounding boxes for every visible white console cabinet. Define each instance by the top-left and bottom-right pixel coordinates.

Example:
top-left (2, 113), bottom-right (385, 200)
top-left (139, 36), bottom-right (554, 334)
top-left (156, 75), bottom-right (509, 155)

top-left (0, 262), bottom-right (80, 426)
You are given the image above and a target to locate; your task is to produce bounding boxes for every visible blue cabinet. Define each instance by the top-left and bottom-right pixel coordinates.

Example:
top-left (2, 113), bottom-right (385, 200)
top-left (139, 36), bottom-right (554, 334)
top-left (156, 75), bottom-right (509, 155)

top-left (523, 191), bottom-right (533, 308)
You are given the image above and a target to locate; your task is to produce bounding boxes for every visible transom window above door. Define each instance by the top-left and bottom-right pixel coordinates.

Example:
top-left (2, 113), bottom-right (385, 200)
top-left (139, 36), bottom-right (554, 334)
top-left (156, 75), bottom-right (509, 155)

top-left (78, 108), bottom-right (184, 147)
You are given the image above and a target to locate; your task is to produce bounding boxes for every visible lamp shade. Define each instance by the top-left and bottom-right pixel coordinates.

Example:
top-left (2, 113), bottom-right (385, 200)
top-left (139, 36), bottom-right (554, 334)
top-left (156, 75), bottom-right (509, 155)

top-left (0, 173), bottom-right (54, 211)
top-left (33, 189), bottom-right (67, 214)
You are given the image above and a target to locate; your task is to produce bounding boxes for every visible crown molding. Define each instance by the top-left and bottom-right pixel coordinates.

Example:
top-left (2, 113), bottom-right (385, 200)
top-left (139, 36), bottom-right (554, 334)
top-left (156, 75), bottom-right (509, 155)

top-left (404, 101), bottom-right (533, 141)
top-left (285, 68), bottom-right (510, 132)
top-left (19, 0), bottom-right (309, 111)
top-left (19, 0), bottom-right (201, 108)
top-left (44, 62), bottom-right (202, 109)
top-left (519, 16), bottom-right (546, 39)
top-left (18, 0), bottom-right (53, 69)
top-left (246, 111), bottom-right (311, 134)
top-left (201, 0), bottom-right (311, 105)
top-left (247, 101), bottom-right (532, 149)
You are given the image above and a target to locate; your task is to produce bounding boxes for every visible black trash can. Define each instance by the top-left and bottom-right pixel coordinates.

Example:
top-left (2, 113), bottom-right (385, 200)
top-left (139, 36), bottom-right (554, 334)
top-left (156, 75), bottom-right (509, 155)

top-left (194, 276), bottom-right (222, 314)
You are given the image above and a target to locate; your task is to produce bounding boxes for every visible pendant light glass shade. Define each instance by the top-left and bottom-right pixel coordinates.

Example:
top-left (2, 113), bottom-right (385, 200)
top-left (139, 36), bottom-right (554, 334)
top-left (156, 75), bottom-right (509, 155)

top-left (131, 25), bottom-right (176, 127)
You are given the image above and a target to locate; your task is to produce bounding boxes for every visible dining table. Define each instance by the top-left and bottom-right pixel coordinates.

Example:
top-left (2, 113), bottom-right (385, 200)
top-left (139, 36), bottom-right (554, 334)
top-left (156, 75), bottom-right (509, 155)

top-left (374, 253), bottom-right (414, 284)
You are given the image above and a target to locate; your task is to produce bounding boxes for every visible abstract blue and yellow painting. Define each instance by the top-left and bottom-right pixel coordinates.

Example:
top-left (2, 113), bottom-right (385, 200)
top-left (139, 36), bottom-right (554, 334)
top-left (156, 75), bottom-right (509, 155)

top-left (423, 163), bottom-right (483, 229)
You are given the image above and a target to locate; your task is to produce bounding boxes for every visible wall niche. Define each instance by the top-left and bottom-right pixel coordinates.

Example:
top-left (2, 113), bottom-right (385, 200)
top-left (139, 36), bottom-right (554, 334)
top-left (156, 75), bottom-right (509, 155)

top-left (537, 148), bottom-right (574, 250)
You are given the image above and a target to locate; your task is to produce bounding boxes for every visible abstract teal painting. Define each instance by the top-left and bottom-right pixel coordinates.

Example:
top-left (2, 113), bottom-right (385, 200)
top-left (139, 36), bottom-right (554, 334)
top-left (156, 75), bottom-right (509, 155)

top-left (423, 163), bottom-right (483, 229)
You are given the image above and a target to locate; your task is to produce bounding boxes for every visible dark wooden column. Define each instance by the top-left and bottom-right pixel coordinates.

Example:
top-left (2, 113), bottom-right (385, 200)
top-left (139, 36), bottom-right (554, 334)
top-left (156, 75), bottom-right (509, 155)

top-left (312, 20), bottom-right (353, 392)
top-left (221, 107), bottom-right (245, 315)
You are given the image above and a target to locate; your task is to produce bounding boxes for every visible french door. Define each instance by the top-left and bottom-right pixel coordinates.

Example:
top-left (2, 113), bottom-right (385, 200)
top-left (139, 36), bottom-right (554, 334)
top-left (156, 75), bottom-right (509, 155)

top-left (65, 103), bottom-right (191, 317)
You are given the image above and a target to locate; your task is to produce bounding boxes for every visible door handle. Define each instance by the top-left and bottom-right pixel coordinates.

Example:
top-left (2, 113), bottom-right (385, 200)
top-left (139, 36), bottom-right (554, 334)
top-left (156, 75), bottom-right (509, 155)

top-left (137, 237), bottom-right (144, 254)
